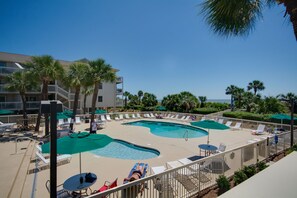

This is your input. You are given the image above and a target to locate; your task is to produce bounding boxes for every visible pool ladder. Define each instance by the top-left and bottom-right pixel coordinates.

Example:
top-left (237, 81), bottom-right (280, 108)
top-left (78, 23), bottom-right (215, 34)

top-left (183, 130), bottom-right (189, 141)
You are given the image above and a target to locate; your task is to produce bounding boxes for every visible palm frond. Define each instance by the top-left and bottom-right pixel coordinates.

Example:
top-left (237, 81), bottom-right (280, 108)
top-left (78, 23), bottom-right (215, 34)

top-left (201, 0), bottom-right (263, 37)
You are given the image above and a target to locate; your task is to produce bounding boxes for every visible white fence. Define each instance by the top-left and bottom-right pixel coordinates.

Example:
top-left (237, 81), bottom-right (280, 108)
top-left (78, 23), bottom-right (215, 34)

top-left (88, 130), bottom-right (297, 198)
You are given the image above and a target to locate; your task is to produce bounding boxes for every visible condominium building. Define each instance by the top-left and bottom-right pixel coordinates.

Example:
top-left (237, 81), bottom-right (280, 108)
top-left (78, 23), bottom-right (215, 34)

top-left (0, 52), bottom-right (124, 114)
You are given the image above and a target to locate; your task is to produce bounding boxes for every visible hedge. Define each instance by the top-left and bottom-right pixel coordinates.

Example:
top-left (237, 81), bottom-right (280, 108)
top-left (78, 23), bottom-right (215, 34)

top-left (192, 108), bottom-right (219, 114)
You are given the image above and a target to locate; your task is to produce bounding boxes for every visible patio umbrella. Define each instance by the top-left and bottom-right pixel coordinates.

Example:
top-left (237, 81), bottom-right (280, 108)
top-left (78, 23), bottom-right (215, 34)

top-left (270, 114), bottom-right (297, 126)
top-left (0, 109), bottom-right (14, 115)
top-left (41, 132), bottom-right (113, 175)
top-left (191, 120), bottom-right (229, 144)
top-left (156, 106), bottom-right (166, 111)
top-left (63, 110), bottom-right (73, 117)
top-left (95, 109), bottom-right (107, 114)
top-left (50, 112), bottom-right (70, 120)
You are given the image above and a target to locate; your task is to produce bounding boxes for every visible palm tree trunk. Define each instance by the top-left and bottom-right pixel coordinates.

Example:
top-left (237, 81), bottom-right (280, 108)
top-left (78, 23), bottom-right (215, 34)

top-left (35, 81), bottom-right (49, 135)
top-left (20, 92), bottom-right (28, 128)
top-left (90, 82), bottom-right (99, 123)
top-left (83, 94), bottom-right (87, 114)
top-left (70, 87), bottom-right (80, 130)
top-left (284, 0), bottom-right (297, 40)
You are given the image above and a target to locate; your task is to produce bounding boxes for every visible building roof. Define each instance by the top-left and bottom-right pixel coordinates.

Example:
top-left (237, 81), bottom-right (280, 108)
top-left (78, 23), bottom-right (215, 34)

top-left (0, 52), bottom-right (72, 66)
top-left (219, 151), bottom-right (297, 198)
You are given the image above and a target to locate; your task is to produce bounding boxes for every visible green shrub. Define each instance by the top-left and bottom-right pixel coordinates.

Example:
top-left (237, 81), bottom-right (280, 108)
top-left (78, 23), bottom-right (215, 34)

top-left (205, 102), bottom-right (229, 111)
top-left (242, 166), bottom-right (257, 178)
top-left (216, 175), bottom-right (230, 194)
top-left (192, 108), bottom-right (219, 114)
top-left (257, 161), bottom-right (268, 172)
top-left (233, 170), bottom-right (248, 185)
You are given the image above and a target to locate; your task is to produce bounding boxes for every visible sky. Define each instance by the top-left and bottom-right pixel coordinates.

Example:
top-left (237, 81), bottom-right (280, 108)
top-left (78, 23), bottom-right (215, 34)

top-left (1, 0), bottom-right (296, 100)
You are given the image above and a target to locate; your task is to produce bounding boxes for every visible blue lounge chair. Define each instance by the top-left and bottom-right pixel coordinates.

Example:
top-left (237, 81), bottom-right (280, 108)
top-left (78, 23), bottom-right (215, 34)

top-left (123, 163), bottom-right (148, 184)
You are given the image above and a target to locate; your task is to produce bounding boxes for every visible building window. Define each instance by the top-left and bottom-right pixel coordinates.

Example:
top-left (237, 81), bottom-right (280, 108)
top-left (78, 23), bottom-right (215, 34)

top-left (0, 96), bottom-right (5, 102)
top-left (0, 62), bottom-right (6, 67)
top-left (98, 96), bottom-right (103, 102)
top-left (26, 96), bottom-right (37, 101)
top-left (99, 83), bottom-right (103, 89)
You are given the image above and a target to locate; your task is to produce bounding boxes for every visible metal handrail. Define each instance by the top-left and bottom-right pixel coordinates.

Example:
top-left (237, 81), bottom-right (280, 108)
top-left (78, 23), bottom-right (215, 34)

top-left (15, 137), bottom-right (40, 154)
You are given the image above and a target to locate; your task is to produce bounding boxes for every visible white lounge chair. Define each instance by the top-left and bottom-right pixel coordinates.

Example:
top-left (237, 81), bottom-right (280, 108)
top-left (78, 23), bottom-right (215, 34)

top-left (151, 166), bottom-right (167, 175)
top-left (173, 114), bottom-right (179, 119)
top-left (106, 115), bottom-right (112, 121)
top-left (124, 114), bottom-right (130, 119)
top-left (119, 114), bottom-right (124, 120)
top-left (100, 115), bottom-right (107, 122)
top-left (225, 121), bottom-right (232, 127)
top-left (75, 117), bottom-right (81, 124)
top-left (131, 114), bottom-right (136, 119)
top-left (36, 152), bottom-right (71, 165)
top-left (231, 122), bottom-right (242, 130)
top-left (136, 113), bottom-right (141, 118)
top-left (180, 116), bottom-right (186, 120)
top-left (150, 113), bottom-right (155, 118)
top-left (57, 119), bottom-right (64, 126)
top-left (215, 143), bottom-right (226, 153)
top-left (218, 119), bottom-right (224, 124)
top-left (200, 117), bottom-right (206, 121)
top-left (67, 118), bottom-right (72, 124)
top-left (114, 116), bottom-right (120, 121)
top-left (0, 122), bottom-right (16, 132)
top-left (252, 124), bottom-right (266, 135)
top-left (183, 116), bottom-right (190, 121)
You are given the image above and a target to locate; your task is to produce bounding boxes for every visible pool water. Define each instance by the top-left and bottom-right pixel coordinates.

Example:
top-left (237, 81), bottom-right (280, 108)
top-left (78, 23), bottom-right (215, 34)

top-left (125, 120), bottom-right (208, 138)
top-left (91, 139), bottom-right (160, 160)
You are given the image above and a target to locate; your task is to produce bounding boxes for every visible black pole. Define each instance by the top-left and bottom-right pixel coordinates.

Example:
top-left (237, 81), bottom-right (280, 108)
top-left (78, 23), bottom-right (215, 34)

top-left (50, 101), bottom-right (57, 198)
top-left (290, 99), bottom-right (294, 147)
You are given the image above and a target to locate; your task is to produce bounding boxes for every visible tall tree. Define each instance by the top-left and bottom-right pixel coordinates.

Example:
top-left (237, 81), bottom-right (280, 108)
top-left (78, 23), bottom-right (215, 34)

top-left (123, 91), bottom-right (130, 108)
top-left (81, 86), bottom-right (93, 114)
top-left (225, 85), bottom-right (240, 111)
top-left (142, 93), bottom-right (158, 107)
top-left (199, 96), bottom-right (207, 108)
top-left (138, 90), bottom-right (144, 104)
top-left (247, 80), bottom-right (265, 95)
top-left (27, 55), bottom-right (64, 135)
top-left (233, 88), bottom-right (245, 109)
top-left (242, 91), bottom-right (255, 112)
top-left (5, 71), bottom-right (38, 128)
top-left (88, 59), bottom-right (116, 124)
top-left (201, 0), bottom-right (297, 40)
top-left (64, 62), bottom-right (90, 130)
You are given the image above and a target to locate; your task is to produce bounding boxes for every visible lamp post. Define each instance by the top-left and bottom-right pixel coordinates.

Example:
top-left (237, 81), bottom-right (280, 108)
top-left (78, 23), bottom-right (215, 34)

top-left (40, 100), bottom-right (63, 198)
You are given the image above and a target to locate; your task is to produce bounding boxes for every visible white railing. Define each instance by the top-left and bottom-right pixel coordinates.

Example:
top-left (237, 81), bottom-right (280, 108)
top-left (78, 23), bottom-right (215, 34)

top-left (88, 130), bottom-right (297, 198)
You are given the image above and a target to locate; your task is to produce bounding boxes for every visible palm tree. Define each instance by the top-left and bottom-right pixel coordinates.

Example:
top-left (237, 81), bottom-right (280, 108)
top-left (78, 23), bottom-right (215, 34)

top-left (5, 71), bottom-right (38, 128)
top-left (277, 92), bottom-right (297, 146)
top-left (81, 86), bottom-right (93, 114)
top-left (65, 62), bottom-right (90, 130)
top-left (201, 0), bottom-right (297, 40)
top-left (233, 88), bottom-right (245, 109)
top-left (142, 93), bottom-right (158, 107)
top-left (199, 96), bottom-right (207, 108)
top-left (225, 85), bottom-right (240, 111)
top-left (138, 90), bottom-right (144, 104)
top-left (247, 80), bottom-right (265, 95)
top-left (242, 91), bottom-right (256, 112)
top-left (88, 59), bottom-right (116, 124)
top-left (27, 55), bottom-right (64, 135)
top-left (123, 91), bottom-right (130, 108)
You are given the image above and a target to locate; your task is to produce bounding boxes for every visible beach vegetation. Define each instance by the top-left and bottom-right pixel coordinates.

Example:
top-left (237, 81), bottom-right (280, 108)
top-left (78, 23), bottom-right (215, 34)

top-left (26, 55), bottom-right (65, 135)
top-left (200, 0), bottom-right (297, 40)
top-left (5, 71), bottom-right (38, 128)
top-left (216, 175), bottom-right (230, 194)
top-left (233, 170), bottom-right (248, 185)
top-left (88, 59), bottom-right (116, 124)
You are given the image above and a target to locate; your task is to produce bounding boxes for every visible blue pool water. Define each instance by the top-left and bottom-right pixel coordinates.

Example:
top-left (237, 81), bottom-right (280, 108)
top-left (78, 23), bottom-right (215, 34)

top-left (91, 139), bottom-right (160, 160)
top-left (125, 120), bottom-right (208, 138)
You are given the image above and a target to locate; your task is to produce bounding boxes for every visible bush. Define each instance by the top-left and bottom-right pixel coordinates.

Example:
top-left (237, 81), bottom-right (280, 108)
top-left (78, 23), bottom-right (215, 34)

top-left (205, 102), bottom-right (229, 111)
top-left (216, 175), bottom-right (230, 194)
top-left (256, 161), bottom-right (268, 172)
top-left (233, 170), bottom-right (248, 185)
top-left (192, 108), bottom-right (219, 114)
top-left (242, 166), bottom-right (257, 178)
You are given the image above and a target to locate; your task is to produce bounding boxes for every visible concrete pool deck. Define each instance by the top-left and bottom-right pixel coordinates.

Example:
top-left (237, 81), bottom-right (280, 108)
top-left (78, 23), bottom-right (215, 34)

top-left (0, 118), bottom-right (269, 197)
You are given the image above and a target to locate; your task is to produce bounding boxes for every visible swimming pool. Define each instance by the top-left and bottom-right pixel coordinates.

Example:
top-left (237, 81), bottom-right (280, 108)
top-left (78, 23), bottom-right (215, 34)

top-left (125, 120), bottom-right (208, 138)
top-left (91, 139), bottom-right (160, 160)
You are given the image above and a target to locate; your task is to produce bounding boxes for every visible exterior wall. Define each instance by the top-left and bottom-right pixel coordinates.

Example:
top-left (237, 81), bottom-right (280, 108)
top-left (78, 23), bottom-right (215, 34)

top-left (83, 82), bottom-right (117, 110)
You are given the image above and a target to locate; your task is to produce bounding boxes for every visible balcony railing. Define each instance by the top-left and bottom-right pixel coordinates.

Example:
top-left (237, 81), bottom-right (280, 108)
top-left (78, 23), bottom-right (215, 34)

top-left (116, 77), bottom-right (123, 84)
top-left (0, 101), bottom-right (40, 110)
top-left (116, 89), bottom-right (123, 95)
top-left (0, 67), bottom-right (21, 75)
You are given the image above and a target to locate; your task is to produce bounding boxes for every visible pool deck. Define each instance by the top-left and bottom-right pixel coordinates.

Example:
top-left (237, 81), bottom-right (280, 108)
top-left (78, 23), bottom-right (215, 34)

top-left (0, 118), bottom-right (269, 197)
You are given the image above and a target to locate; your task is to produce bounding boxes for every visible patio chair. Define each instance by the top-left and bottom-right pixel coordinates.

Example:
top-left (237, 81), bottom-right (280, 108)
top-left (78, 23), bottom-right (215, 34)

top-left (75, 117), bottom-right (81, 124)
top-left (57, 119), bottom-right (64, 126)
top-left (100, 115), bottom-right (107, 122)
top-left (114, 116), bottom-right (120, 121)
top-left (252, 124), bottom-right (266, 135)
top-left (106, 115), bottom-right (112, 121)
top-left (36, 152), bottom-right (72, 165)
top-left (214, 143), bottom-right (226, 153)
top-left (230, 122), bottom-right (242, 130)
top-left (124, 114), bottom-right (130, 119)
top-left (200, 117), bottom-right (206, 121)
top-left (45, 180), bottom-right (72, 198)
top-left (119, 114), bottom-right (124, 120)
top-left (150, 113), bottom-right (155, 118)
top-left (183, 116), bottom-right (191, 121)
top-left (225, 121), bottom-right (232, 127)
top-left (132, 114), bottom-right (136, 119)
top-left (179, 116), bottom-right (186, 120)
top-left (218, 119), bottom-right (224, 124)
top-left (136, 113), bottom-right (141, 118)
top-left (93, 178), bottom-right (118, 195)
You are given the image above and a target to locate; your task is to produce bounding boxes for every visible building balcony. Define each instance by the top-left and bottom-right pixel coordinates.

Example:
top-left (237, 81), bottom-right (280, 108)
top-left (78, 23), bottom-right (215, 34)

top-left (0, 85), bottom-right (41, 93)
top-left (0, 67), bottom-right (21, 75)
top-left (116, 88), bottom-right (123, 95)
top-left (0, 101), bottom-right (40, 110)
top-left (116, 77), bottom-right (123, 84)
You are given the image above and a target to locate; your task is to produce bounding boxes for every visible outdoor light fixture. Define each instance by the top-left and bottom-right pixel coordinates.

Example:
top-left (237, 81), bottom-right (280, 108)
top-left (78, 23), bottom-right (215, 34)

top-left (40, 100), bottom-right (63, 198)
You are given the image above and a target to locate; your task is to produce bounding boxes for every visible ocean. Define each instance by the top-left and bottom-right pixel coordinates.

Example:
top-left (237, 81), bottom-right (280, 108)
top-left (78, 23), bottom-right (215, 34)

top-left (207, 99), bottom-right (230, 104)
